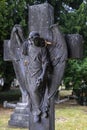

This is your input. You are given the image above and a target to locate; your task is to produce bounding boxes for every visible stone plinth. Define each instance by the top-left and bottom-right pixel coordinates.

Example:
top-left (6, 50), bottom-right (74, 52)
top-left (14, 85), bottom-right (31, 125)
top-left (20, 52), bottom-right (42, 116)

top-left (8, 103), bottom-right (29, 128)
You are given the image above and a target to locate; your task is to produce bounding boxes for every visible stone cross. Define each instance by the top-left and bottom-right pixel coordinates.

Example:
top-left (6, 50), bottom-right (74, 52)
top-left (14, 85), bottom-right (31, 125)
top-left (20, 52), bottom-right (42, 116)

top-left (29, 3), bottom-right (51, 130)
top-left (28, 3), bottom-right (83, 130)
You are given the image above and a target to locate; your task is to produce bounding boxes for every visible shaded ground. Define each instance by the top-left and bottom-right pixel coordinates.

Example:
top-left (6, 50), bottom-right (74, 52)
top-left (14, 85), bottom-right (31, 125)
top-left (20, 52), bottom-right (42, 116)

top-left (0, 89), bottom-right (21, 104)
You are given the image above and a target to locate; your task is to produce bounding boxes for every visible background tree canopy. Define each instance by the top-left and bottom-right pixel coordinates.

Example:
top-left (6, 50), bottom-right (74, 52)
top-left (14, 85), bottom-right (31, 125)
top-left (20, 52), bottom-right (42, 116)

top-left (0, 0), bottom-right (87, 90)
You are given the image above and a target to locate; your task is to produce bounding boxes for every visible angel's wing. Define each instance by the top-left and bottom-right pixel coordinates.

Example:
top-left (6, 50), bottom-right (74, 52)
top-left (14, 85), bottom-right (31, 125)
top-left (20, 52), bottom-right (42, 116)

top-left (9, 25), bottom-right (27, 95)
top-left (47, 24), bottom-right (68, 98)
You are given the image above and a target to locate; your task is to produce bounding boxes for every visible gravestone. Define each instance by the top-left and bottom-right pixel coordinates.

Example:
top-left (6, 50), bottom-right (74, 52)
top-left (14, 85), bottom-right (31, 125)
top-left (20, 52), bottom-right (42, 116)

top-left (8, 103), bottom-right (29, 128)
top-left (65, 34), bottom-right (83, 59)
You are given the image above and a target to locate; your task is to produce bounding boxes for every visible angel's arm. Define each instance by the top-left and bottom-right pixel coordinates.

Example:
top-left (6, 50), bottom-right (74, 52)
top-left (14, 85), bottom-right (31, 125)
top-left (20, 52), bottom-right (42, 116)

top-left (11, 25), bottom-right (24, 47)
top-left (22, 41), bottom-right (29, 55)
top-left (36, 47), bottom-right (48, 87)
top-left (41, 48), bottom-right (49, 78)
top-left (9, 25), bottom-right (25, 61)
top-left (37, 48), bottom-right (48, 81)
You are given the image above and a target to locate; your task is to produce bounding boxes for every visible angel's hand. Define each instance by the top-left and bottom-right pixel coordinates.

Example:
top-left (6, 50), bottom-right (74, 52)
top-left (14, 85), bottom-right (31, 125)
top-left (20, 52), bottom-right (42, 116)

top-left (24, 60), bottom-right (28, 66)
top-left (12, 26), bottom-right (17, 33)
top-left (12, 26), bottom-right (19, 35)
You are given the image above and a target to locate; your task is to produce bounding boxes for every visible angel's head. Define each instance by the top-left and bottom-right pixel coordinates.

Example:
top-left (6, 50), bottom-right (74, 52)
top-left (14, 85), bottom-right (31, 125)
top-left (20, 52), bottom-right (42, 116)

top-left (28, 31), bottom-right (45, 47)
top-left (28, 31), bottom-right (40, 39)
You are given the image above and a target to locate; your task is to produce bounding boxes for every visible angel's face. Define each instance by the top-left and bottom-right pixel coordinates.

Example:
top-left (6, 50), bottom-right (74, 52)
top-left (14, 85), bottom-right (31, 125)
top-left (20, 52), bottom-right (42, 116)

top-left (33, 37), bottom-right (45, 47)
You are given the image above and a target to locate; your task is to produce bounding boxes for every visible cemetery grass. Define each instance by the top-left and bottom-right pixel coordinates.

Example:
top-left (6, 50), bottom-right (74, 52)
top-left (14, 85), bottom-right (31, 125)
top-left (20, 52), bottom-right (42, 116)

top-left (0, 100), bottom-right (87, 130)
top-left (55, 100), bottom-right (87, 130)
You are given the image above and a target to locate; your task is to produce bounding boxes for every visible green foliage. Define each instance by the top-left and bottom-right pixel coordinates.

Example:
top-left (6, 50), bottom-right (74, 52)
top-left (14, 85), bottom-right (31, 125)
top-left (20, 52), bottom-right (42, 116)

top-left (0, 0), bottom-right (28, 90)
top-left (64, 58), bottom-right (87, 89)
top-left (0, 0), bottom-right (28, 40)
top-left (59, 2), bottom-right (87, 35)
top-left (59, 2), bottom-right (87, 89)
top-left (0, 89), bottom-right (21, 103)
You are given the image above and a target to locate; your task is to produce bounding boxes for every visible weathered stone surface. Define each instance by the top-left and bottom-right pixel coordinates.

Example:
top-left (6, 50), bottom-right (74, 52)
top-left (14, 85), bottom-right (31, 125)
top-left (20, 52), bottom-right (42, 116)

top-left (65, 34), bottom-right (84, 59)
top-left (28, 3), bottom-right (54, 40)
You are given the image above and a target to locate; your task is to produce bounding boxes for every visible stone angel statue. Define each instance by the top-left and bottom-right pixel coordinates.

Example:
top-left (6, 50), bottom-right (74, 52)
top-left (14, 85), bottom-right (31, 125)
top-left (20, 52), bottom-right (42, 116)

top-left (9, 24), bottom-right (83, 124)
top-left (8, 24), bottom-right (68, 123)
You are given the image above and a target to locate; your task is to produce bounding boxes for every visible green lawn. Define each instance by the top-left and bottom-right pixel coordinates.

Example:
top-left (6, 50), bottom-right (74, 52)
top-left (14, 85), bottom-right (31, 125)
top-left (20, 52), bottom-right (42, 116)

top-left (0, 99), bottom-right (87, 130)
top-left (55, 100), bottom-right (87, 130)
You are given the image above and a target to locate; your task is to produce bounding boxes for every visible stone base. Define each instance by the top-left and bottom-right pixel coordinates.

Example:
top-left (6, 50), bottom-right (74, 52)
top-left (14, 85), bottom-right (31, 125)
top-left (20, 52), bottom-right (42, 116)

top-left (29, 110), bottom-right (49, 130)
top-left (29, 98), bottom-right (55, 130)
top-left (8, 103), bottom-right (29, 128)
